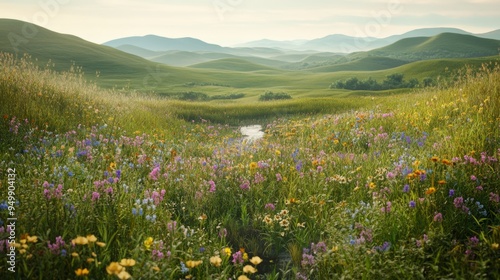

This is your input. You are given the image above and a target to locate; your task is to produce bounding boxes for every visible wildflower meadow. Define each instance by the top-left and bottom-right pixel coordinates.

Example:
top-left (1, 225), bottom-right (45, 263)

top-left (1, 53), bottom-right (500, 279)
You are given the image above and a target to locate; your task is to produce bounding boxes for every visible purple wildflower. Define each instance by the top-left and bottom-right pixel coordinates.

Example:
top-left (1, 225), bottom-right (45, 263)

top-left (208, 180), bottom-right (216, 193)
top-left (433, 212), bottom-right (443, 222)
top-left (232, 251), bottom-right (244, 265)
top-left (265, 203), bottom-right (276, 211)
top-left (91, 191), bottom-right (100, 202)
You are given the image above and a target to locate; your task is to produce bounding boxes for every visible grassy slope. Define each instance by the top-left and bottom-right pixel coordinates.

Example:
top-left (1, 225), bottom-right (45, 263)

top-left (310, 56), bottom-right (409, 72)
top-left (367, 33), bottom-right (500, 60)
top-left (189, 58), bottom-right (279, 72)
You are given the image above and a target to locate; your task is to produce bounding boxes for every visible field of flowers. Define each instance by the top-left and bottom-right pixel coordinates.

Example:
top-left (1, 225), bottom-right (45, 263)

top-left (1, 54), bottom-right (500, 279)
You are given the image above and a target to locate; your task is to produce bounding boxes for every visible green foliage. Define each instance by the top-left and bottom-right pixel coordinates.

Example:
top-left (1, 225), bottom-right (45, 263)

top-left (259, 91), bottom-right (292, 101)
top-left (331, 73), bottom-right (423, 90)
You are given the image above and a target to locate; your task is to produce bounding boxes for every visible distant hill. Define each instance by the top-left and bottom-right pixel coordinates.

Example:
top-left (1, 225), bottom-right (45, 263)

top-left (309, 56), bottom-right (408, 72)
top-left (365, 33), bottom-right (500, 61)
top-left (104, 35), bottom-right (225, 52)
top-left (237, 28), bottom-right (500, 52)
top-left (189, 58), bottom-right (277, 72)
top-left (114, 44), bottom-right (163, 58)
top-left (477, 29), bottom-right (500, 40)
top-left (148, 51), bottom-right (236, 67)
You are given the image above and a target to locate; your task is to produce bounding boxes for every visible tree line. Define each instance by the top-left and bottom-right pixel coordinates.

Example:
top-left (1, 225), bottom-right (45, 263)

top-left (330, 74), bottom-right (435, 90)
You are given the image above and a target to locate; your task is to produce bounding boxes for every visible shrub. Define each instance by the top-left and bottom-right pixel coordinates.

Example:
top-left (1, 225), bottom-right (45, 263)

top-left (259, 91), bottom-right (292, 101)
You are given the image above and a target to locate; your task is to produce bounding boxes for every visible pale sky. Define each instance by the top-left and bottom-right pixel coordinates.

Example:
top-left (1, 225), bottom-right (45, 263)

top-left (1, 0), bottom-right (499, 46)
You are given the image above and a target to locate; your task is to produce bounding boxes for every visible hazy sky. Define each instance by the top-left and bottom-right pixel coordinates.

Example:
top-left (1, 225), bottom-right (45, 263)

top-left (2, 0), bottom-right (499, 46)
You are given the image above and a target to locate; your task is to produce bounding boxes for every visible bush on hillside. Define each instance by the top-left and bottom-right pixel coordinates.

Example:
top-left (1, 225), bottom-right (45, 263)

top-left (259, 91), bottom-right (292, 101)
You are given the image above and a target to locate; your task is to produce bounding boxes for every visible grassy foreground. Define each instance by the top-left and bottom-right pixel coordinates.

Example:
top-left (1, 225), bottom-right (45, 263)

top-left (1, 53), bottom-right (500, 279)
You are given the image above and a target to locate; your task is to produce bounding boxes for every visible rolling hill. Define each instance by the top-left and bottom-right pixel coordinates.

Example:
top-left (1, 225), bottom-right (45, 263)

top-left (104, 35), bottom-right (225, 52)
top-left (310, 56), bottom-right (408, 72)
top-left (189, 58), bottom-right (278, 72)
top-left (0, 19), bottom-right (169, 78)
top-left (362, 33), bottom-right (500, 61)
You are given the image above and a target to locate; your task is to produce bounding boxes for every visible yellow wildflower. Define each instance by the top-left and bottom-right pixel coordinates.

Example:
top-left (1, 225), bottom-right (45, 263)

top-left (72, 236), bottom-right (89, 246)
top-left (492, 243), bottom-right (499, 250)
top-left (210, 256), bottom-right (223, 267)
top-left (86, 235), bottom-right (97, 243)
top-left (152, 266), bottom-right (160, 272)
top-left (116, 270), bottom-right (131, 280)
top-left (144, 237), bottom-right (154, 250)
top-left (106, 262), bottom-right (124, 275)
top-left (185, 260), bottom-right (203, 268)
top-left (249, 162), bottom-right (258, 170)
top-left (250, 256), bottom-right (263, 265)
top-left (441, 159), bottom-right (453, 166)
top-left (238, 275), bottom-right (250, 280)
top-left (120, 259), bottom-right (136, 267)
top-left (75, 268), bottom-right (90, 276)
top-left (71, 252), bottom-right (79, 258)
top-left (425, 187), bottom-right (436, 195)
top-left (26, 235), bottom-right (38, 243)
top-left (223, 247), bottom-right (232, 256)
top-left (243, 265), bottom-right (257, 274)
top-left (96, 242), bottom-right (106, 248)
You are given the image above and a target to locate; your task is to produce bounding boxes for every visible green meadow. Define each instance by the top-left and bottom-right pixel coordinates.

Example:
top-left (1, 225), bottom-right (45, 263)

top-left (1, 18), bottom-right (500, 279)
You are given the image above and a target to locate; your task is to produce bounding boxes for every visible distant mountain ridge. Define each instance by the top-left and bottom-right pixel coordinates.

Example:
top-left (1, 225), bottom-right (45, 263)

top-left (237, 27), bottom-right (500, 52)
top-left (104, 35), bottom-right (225, 52)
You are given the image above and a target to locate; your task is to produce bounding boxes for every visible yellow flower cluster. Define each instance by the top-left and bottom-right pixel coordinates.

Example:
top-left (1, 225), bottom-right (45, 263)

top-left (210, 256), bottom-right (223, 267)
top-left (72, 234), bottom-right (105, 247)
top-left (185, 260), bottom-right (203, 268)
top-left (240, 255), bottom-right (263, 278)
top-left (144, 237), bottom-right (154, 250)
top-left (106, 259), bottom-right (136, 280)
top-left (75, 268), bottom-right (89, 277)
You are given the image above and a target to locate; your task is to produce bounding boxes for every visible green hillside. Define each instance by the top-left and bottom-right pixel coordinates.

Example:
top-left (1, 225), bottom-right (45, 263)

top-left (366, 33), bottom-right (500, 61)
top-left (150, 51), bottom-right (236, 66)
top-left (310, 56), bottom-right (408, 72)
top-left (115, 44), bottom-right (163, 58)
top-left (189, 58), bottom-right (278, 72)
